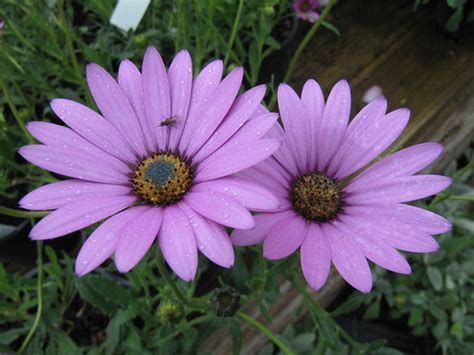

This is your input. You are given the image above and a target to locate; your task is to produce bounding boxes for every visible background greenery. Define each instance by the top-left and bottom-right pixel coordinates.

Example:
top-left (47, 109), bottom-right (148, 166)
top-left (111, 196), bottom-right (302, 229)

top-left (0, 1), bottom-right (473, 354)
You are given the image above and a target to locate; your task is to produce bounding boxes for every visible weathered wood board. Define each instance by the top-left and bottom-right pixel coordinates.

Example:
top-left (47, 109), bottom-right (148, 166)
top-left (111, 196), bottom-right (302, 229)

top-left (201, 0), bottom-right (474, 353)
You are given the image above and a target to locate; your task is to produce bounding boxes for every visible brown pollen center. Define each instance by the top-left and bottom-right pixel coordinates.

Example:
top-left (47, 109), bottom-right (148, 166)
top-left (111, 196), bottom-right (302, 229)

top-left (290, 172), bottom-right (341, 222)
top-left (132, 152), bottom-right (192, 206)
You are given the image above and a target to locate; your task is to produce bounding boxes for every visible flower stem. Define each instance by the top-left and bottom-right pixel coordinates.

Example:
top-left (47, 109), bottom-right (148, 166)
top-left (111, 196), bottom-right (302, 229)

top-left (224, 0), bottom-right (244, 67)
top-left (157, 314), bottom-right (214, 345)
top-left (290, 271), bottom-right (361, 350)
top-left (156, 250), bottom-right (206, 310)
top-left (236, 311), bottom-right (294, 355)
top-left (0, 206), bottom-right (49, 219)
top-left (283, 0), bottom-right (337, 84)
top-left (0, 80), bottom-right (34, 144)
top-left (18, 241), bottom-right (44, 354)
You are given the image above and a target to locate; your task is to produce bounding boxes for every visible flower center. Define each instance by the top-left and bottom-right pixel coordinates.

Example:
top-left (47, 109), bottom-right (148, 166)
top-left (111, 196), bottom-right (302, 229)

top-left (300, 0), bottom-right (312, 12)
top-left (290, 172), bottom-right (341, 222)
top-left (132, 152), bottom-right (192, 206)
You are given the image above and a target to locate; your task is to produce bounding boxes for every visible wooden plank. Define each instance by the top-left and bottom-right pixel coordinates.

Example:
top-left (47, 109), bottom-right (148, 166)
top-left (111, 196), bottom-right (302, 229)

top-left (201, 0), bottom-right (474, 353)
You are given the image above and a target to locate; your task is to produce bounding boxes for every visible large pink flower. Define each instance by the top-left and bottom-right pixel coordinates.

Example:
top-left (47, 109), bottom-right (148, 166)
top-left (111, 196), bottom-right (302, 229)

top-left (231, 79), bottom-right (452, 293)
top-left (19, 47), bottom-right (281, 281)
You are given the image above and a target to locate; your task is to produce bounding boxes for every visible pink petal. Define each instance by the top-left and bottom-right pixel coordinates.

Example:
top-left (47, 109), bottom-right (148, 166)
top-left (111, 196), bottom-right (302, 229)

top-left (231, 211), bottom-right (294, 246)
top-left (327, 97), bottom-right (387, 176)
top-left (193, 85), bottom-right (267, 162)
top-left (337, 220), bottom-right (411, 274)
top-left (167, 50), bottom-right (193, 150)
top-left (180, 203), bottom-right (234, 268)
top-left (118, 59), bottom-right (155, 152)
top-left (50, 99), bottom-right (137, 164)
top-left (340, 213), bottom-right (440, 253)
top-left (300, 223), bottom-right (331, 290)
top-left (252, 158), bottom-right (292, 192)
top-left (19, 145), bottom-right (129, 184)
top-left (30, 195), bottom-right (136, 240)
top-left (192, 177), bottom-right (280, 211)
top-left (179, 60), bottom-right (223, 152)
top-left (346, 143), bottom-right (444, 191)
top-left (362, 85), bottom-right (383, 103)
top-left (26, 122), bottom-right (130, 175)
top-left (263, 213), bottom-right (306, 260)
top-left (19, 180), bottom-right (132, 211)
top-left (185, 191), bottom-right (254, 229)
top-left (159, 205), bottom-right (198, 281)
top-left (236, 167), bottom-right (291, 201)
top-left (278, 83), bottom-right (312, 172)
top-left (142, 47), bottom-right (171, 151)
top-left (326, 223), bottom-right (372, 293)
top-left (115, 206), bottom-right (163, 272)
top-left (266, 122), bottom-right (300, 176)
top-left (75, 207), bottom-right (142, 276)
top-left (195, 139), bottom-right (281, 182)
top-left (317, 80), bottom-right (351, 171)
top-left (86, 63), bottom-right (147, 156)
top-left (334, 108), bottom-right (410, 179)
top-left (185, 68), bottom-right (244, 157)
top-left (208, 113), bottom-right (279, 157)
top-left (301, 79), bottom-right (325, 170)
top-left (344, 175), bottom-right (452, 204)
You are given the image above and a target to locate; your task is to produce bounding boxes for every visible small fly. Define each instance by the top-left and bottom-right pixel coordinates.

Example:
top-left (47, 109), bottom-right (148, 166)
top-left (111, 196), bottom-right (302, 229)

top-left (159, 115), bottom-right (178, 127)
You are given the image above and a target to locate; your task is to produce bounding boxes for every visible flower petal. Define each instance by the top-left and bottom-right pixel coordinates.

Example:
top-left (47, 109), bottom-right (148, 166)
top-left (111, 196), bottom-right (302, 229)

top-left (167, 50), bottom-right (193, 150)
top-left (26, 122), bottom-right (130, 175)
top-left (50, 99), bottom-right (137, 164)
top-left (317, 80), bottom-right (351, 171)
top-left (185, 68), bottom-right (244, 157)
top-left (30, 195), bottom-right (136, 240)
top-left (196, 139), bottom-right (281, 182)
top-left (346, 143), bottom-right (444, 191)
top-left (231, 211), bottom-right (293, 246)
top-left (263, 213), bottom-right (306, 260)
top-left (179, 60), bottom-right (223, 152)
top-left (192, 177), bottom-right (280, 211)
top-left (193, 85), bottom-right (267, 162)
top-left (326, 223), bottom-right (372, 293)
top-left (344, 175), bottom-right (452, 204)
top-left (180, 202), bottom-right (234, 268)
top-left (19, 180), bottom-right (132, 210)
top-left (159, 205), bottom-right (198, 281)
top-left (19, 145), bottom-right (129, 184)
top-left (185, 191), bottom-right (254, 229)
top-left (115, 206), bottom-right (163, 272)
top-left (300, 223), bottom-right (331, 290)
top-left (334, 108), bottom-right (410, 179)
top-left (337, 220), bottom-right (411, 274)
top-left (75, 207), bottom-right (141, 276)
top-left (301, 79), bottom-right (325, 170)
top-left (118, 59), bottom-right (155, 152)
top-left (327, 97), bottom-right (387, 176)
top-left (266, 122), bottom-right (300, 176)
top-left (86, 63), bottom-right (147, 156)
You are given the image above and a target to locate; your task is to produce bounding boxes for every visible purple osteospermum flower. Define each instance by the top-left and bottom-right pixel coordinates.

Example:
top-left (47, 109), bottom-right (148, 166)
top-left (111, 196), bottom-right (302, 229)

top-left (19, 47), bottom-right (281, 281)
top-left (231, 79), bottom-right (452, 293)
top-left (293, 0), bottom-right (320, 23)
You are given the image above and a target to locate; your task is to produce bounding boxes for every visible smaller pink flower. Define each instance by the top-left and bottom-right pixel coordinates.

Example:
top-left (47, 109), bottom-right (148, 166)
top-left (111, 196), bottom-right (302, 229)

top-left (293, 0), bottom-right (320, 23)
top-left (0, 20), bottom-right (4, 30)
top-left (362, 85), bottom-right (383, 103)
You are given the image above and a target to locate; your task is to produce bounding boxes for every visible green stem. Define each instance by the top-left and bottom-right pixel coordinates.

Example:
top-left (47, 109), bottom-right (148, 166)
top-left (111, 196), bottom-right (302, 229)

top-left (156, 251), bottom-right (205, 310)
top-left (158, 314), bottom-right (213, 344)
top-left (0, 206), bottom-right (49, 219)
top-left (236, 311), bottom-right (294, 355)
top-left (283, 0), bottom-right (337, 84)
top-left (224, 0), bottom-right (244, 67)
top-left (290, 272), bottom-right (360, 350)
top-left (18, 241), bottom-right (44, 354)
top-left (0, 80), bottom-right (34, 144)
top-left (448, 194), bottom-right (474, 202)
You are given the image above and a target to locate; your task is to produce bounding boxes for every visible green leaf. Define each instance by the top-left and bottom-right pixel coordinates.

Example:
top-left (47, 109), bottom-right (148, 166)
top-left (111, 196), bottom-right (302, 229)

top-left (228, 319), bottom-right (242, 355)
top-left (0, 223), bottom-right (17, 241)
top-left (408, 308), bottom-right (423, 327)
top-left (363, 301), bottom-right (380, 320)
top-left (75, 275), bottom-right (132, 316)
top-left (0, 328), bottom-right (26, 345)
top-left (427, 267), bottom-right (443, 291)
top-left (331, 293), bottom-right (366, 316)
top-left (322, 20), bottom-right (340, 36)
top-left (450, 320), bottom-right (464, 340)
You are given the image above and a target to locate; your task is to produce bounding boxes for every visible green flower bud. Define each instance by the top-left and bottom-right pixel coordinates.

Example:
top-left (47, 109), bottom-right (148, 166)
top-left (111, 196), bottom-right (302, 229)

top-left (210, 285), bottom-right (240, 317)
top-left (158, 300), bottom-right (184, 327)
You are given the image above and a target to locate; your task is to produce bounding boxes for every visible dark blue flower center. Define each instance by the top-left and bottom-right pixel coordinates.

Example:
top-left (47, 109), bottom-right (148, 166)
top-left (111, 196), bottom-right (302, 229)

top-left (144, 160), bottom-right (175, 187)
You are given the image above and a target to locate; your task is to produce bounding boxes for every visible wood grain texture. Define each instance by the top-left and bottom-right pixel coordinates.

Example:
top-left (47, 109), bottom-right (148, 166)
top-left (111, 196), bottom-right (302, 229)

top-left (200, 0), bottom-right (474, 353)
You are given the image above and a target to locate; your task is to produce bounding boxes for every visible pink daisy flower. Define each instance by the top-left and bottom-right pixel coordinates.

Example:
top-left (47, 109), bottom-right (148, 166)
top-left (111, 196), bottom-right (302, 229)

top-left (231, 79), bottom-right (452, 293)
top-left (19, 47), bottom-right (281, 281)
top-left (293, 0), bottom-right (320, 23)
